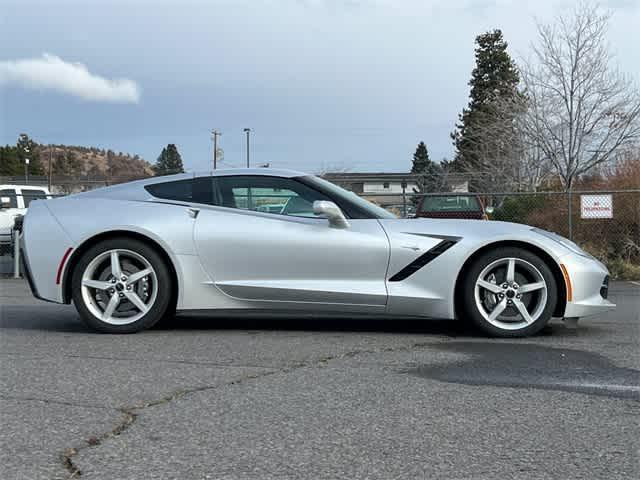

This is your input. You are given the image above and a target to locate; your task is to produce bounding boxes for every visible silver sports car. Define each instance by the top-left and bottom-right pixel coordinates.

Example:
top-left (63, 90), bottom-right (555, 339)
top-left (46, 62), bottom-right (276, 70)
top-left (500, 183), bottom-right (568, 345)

top-left (20, 169), bottom-right (614, 336)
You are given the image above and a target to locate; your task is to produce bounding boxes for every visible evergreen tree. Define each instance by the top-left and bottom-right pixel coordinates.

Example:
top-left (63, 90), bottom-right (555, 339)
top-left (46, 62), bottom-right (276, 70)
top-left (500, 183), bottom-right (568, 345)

top-left (53, 150), bottom-right (83, 176)
top-left (411, 141), bottom-right (444, 195)
top-left (451, 30), bottom-right (520, 190)
top-left (153, 144), bottom-right (185, 176)
top-left (0, 145), bottom-right (20, 175)
top-left (16, 133), bottom-right (44, 175)
top-left (411, 142), bottom-right (431, 174)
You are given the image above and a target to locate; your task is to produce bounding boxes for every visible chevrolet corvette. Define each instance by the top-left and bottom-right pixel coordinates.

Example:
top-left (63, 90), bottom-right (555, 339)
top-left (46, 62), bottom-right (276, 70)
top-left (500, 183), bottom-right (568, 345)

top-left (20, 169), bottom-right (614, 336)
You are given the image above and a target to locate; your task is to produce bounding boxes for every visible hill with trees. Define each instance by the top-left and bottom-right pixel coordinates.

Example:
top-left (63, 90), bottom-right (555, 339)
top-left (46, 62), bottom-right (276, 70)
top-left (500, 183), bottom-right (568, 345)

top-left (0, 134), bottom-right (153, 180)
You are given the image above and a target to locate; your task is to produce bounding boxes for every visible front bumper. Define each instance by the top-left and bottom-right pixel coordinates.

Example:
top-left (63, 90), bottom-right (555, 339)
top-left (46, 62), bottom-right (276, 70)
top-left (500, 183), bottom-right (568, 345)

top-left (561, 252), bottom-right (615, 318)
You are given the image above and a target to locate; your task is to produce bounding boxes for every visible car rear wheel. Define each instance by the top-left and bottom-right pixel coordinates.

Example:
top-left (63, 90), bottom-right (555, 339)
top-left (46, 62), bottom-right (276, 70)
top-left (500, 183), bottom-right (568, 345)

top-left (71, 238), bottom-right (172, 333)
top-left (460, 247), bottom-right (558, 337)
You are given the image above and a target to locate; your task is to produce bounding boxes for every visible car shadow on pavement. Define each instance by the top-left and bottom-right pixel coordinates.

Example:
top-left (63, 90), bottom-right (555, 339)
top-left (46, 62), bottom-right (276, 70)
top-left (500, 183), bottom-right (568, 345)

top-left (0, 304), bottom-right (92, 333)
top-left (2, 304), bottom-right (470, 336)
top-left (162, 314), bottom-right (469, 337)
top-left (0, 304), bottom-right (607, 338)
top-left (158, 313), bottom-right (589, 338)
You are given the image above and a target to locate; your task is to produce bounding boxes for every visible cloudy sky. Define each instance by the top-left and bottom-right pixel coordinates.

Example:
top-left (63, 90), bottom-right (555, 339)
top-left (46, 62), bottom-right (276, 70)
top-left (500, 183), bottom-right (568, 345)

top-left (1, 0), bottom-right (639, 173)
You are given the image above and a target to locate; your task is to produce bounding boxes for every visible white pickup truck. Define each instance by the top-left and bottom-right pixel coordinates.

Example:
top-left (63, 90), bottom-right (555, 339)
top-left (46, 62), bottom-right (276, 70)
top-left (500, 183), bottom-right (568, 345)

top-left (0, 185), bottom-right (52, 238)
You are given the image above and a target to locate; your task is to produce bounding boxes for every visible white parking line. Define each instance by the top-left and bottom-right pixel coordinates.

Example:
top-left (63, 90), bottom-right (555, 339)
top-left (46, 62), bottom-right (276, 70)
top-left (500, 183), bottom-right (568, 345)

top-left (631, 281), bottom-right (640, 287)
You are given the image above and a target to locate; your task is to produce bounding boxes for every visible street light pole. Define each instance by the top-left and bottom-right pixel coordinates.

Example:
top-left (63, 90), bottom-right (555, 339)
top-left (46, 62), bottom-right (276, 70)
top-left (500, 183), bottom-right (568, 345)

top-left (243, 128), bottom-right (251, 168)
top-left (211, 129), bottom-right (221, 170)
top-left (23, 144), bottom-right (30, 185)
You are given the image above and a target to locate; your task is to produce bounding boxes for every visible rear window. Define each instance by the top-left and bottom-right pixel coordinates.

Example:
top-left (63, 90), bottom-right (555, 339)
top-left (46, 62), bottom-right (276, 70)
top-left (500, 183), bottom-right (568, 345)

top-left (21, 189), bottom-right (48, 208)
top-left (145, 178), bottom-right (214, 204)
top-left (420, 195), bottom-right (481, 212)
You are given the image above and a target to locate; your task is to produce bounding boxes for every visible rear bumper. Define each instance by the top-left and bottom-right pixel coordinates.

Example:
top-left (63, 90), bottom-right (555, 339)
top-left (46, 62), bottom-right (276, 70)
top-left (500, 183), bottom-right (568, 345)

top-left (20, 245), bottom-right (53, 303)
top-left (20, 203), bottom-right (73, 303)
top-left (562, 253), bottom-right (615, 318)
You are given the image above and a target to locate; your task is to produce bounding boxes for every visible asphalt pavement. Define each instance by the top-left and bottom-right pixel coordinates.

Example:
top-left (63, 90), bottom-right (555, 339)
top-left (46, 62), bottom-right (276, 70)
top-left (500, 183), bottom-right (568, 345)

top-left (1, 278), bottom-right (638, 480)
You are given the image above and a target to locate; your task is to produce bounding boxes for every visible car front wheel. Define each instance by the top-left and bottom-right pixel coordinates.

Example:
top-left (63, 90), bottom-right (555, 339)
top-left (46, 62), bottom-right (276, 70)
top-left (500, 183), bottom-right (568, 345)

top-left (71, 238), bottom-right (172, 333)
top-left (460, 247), bottom-right (558, 337)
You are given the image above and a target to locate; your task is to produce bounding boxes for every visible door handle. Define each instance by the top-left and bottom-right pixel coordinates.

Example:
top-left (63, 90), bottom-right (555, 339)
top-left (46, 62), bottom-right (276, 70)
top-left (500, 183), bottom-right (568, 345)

top-left (187, 208), bottom-right (200, 218)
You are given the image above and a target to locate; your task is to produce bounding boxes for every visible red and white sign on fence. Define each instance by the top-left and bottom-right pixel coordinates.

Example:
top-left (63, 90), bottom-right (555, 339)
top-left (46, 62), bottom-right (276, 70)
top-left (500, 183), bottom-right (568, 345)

top-left (580, 194), bottom-right (613, 219)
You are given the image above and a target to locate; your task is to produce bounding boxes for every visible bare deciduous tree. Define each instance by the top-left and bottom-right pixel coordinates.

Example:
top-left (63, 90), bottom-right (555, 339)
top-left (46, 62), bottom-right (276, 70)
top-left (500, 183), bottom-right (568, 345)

top-left (452, 100), bottom-right (522, 192)
top-left (522, 2), bottom-right (640, 190)
top-left (453, 94), bottom-right (554, 192)
top-left (315, 163), bottom-right (353, 176)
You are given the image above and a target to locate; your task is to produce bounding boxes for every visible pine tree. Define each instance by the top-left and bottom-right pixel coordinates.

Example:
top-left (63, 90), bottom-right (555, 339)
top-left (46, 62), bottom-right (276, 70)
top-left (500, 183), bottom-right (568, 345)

top-left (410, 141), bottom-right (444, 196)
top-left (0, 145), bottom-right (20, 175)
top-left (16, 133), bottom-right (44, 175)
top-left (153, 144), bottom-right (185, 176)
top-left (411, 142), bottom-right (431, 174)
top-left (451, 30), bottom-right (520, 190)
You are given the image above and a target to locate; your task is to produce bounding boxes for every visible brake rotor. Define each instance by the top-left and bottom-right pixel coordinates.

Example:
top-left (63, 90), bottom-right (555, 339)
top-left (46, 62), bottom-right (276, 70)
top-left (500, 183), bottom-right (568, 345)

top-left (481, 269), bottom-right (536, 321)
top-left (94, 259), bottom-right (151, 317)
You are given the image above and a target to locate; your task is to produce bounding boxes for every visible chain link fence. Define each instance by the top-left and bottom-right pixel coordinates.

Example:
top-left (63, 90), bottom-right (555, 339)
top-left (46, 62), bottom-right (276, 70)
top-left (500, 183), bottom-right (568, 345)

top-left (361, 189), bottom-right (640, 280)
top-left (0, 174), bottom-right (152, 194)
top-left (2, 182), bottom-right (639, 279)
top-left (484, 190), bottom-right (639, 279)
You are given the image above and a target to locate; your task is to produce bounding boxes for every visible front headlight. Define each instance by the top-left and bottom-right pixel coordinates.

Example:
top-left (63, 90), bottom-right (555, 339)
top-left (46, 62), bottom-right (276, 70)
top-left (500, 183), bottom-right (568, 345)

top-left (532, 228), bottom-right (592, 258)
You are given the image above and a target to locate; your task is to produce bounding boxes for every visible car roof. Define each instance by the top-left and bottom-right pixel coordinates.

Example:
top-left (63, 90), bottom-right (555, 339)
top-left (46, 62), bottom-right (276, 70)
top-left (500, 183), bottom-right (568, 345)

top-left (58, 168), bottom-right (312, 201)
top-left (135, 168), bottom-right (309, 186)
top-left (0, 184), bottom-right (50, 191)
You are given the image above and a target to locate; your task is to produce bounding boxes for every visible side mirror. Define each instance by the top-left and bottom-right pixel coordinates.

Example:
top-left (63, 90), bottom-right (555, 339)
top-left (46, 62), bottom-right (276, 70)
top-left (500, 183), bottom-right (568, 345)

top-left (485, 206), bottom-right (494, 214)
top-left (0, 197), bottom-right (11, 209)
top-left (313, 200), bottom-right (350, 229)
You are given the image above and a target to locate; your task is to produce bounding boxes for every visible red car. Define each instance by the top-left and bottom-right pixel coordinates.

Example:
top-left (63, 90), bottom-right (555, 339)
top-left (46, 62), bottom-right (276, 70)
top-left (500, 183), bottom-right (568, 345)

top-left (415, 194), bottom-right (492, 220)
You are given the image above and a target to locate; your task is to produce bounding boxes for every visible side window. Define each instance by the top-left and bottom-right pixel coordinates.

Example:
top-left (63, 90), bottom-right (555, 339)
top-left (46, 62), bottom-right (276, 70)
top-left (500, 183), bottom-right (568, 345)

top-left (21, 189), bottom-right (48, 208)
top-left (145, 178), bottom-right (213, 204)
top-left (0, 189), bottom-right (18, 208)
top-left (214, 176), bottom-right (331, 218)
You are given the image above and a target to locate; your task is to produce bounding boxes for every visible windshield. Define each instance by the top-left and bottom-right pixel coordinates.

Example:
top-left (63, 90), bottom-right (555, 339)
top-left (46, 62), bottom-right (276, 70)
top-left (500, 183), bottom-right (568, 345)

top-left (420, 195), bottom-right (481, 212)
top-left (300, 176), bottom-right (397, 219)
top-left (21, 189), bottom-right (49, 208)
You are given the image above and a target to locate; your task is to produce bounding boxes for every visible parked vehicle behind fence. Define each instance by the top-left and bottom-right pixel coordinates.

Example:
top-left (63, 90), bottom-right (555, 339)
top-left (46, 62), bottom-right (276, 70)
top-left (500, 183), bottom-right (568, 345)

top-left (0, 185), bottom-right (52, 237)
top-left (415, 194), bottom-right (492, 220)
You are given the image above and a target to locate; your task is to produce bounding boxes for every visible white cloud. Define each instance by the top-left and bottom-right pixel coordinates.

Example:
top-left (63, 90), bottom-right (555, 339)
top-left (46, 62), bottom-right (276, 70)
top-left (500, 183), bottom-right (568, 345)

top-left (0, 54), bottom-right (140, 103)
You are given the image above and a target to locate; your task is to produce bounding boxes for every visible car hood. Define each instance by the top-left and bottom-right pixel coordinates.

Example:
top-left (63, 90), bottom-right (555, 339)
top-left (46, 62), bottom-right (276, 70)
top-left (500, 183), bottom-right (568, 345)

top-left (378, 217), bottom-right (576, 263)
top-left (379, 218), bottom-right (532, 239)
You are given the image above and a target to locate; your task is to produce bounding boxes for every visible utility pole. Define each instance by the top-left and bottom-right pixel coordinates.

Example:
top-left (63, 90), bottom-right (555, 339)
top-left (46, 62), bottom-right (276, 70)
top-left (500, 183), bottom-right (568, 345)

top-left (243, 128), bottom-right (251, 168)
top-left (48, 146), bottom-right (53, 191)
top-left (401, 179), bottom-right (407, 218)
top-left (211, 129), bottom-right (221, 170)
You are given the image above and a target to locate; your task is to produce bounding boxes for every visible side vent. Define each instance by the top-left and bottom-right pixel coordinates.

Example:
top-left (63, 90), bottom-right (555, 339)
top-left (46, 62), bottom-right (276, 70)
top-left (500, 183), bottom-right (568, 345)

top-left (389, 240), bottom-right (458, 282)
top-left (600, 275), bottom-right (610, 299)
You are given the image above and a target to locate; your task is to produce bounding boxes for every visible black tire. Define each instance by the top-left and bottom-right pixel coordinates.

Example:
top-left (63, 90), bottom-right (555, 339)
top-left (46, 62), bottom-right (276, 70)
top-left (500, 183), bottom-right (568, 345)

top-left (460, 247), bottom-right (558, 338)
top-left (71, 238), bottom-right (172, 333)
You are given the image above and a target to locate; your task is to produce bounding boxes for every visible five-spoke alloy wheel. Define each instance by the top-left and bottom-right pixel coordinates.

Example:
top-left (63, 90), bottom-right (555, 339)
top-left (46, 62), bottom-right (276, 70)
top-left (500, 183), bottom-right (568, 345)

top-left (461, 247), bottom-right (558, 337)
top-left (71, 238), bottom-right (172, 333)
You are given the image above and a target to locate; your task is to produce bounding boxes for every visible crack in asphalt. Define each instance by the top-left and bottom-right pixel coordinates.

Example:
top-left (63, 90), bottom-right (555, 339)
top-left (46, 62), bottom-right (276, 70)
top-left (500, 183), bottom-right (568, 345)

top-left (59, 369), bottom-right (280, 479)
top-left (58, 341), bottom-right (432, 479)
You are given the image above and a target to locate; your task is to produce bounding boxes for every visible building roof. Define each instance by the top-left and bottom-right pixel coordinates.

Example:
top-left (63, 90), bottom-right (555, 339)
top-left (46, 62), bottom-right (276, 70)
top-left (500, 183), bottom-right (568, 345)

top-left (322, 172), bottom-right (420, 181)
